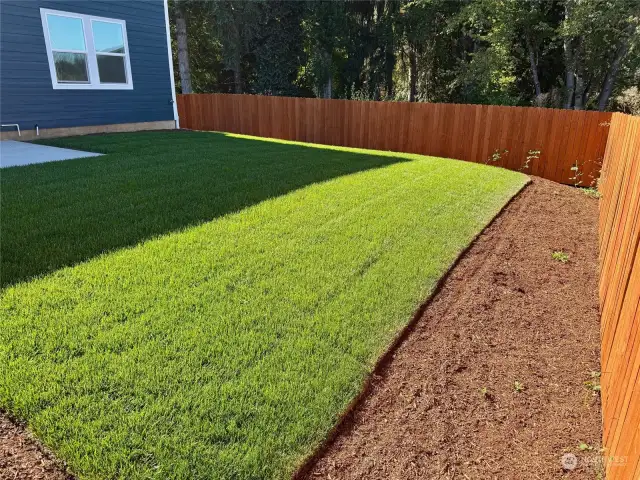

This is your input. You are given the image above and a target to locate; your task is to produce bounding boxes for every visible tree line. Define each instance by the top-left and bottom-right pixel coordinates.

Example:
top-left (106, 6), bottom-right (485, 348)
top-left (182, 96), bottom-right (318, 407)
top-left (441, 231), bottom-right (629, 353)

top-left (170, 0), bottom-right (640, 112)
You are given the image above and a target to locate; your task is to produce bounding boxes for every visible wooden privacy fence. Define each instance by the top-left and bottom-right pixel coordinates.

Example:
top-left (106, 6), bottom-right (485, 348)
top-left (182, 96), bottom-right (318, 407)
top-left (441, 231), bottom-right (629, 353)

top-left (177, 93), bottom-right (612, 186)
top-left (599, 112), bottom-right (640, 479)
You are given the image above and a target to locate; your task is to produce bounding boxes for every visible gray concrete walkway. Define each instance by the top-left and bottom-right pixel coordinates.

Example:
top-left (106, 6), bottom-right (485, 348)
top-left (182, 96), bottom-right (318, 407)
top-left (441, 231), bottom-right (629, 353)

top-left (0, 140), bottom-right (102, 168)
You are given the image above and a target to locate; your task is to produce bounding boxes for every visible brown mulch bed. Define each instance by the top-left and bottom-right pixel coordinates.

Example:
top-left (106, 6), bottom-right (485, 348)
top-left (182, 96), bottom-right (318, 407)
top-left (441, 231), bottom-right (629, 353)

top-left (300, 177), bottom-right (602, 479)
top-left (0, 413), bottom-right (72, 480)
top-left (0, 177), bottom-right (601, 480)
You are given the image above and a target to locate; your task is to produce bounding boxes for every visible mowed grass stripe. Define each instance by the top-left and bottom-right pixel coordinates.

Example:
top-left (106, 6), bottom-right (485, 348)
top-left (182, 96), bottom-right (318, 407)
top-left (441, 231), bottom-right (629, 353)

top-left (2, 131), bottom-right (411, 287)
top-left (1, 133), bottom-right (527, 479)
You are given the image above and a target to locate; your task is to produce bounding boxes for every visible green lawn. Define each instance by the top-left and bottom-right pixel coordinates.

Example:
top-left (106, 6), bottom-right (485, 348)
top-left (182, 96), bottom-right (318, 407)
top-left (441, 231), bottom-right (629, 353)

top-left (0, 131), bottom-right (528, 479)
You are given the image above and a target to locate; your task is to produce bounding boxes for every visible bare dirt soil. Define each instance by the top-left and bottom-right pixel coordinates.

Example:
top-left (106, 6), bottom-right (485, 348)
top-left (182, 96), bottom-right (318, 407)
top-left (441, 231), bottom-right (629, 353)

top-left (0, 413), bottom-right (71, 480)
top-left (0, 177), bottom-right (601, 480)
top-left (300, 177), bottom-right (602, 480)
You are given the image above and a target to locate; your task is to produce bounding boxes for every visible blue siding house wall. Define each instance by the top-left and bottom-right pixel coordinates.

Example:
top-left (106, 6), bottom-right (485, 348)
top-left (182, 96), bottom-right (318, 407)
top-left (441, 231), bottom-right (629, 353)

top-left (0, 0), bottom-right (176, 132)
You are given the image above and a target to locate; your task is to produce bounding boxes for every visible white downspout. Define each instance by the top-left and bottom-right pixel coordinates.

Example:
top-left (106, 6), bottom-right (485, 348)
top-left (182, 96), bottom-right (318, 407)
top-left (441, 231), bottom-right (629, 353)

top-left (163, 0), bottom-right (179, 129)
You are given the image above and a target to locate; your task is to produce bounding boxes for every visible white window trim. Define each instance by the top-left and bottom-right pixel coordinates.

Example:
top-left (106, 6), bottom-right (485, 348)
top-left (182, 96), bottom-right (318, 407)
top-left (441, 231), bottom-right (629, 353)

top-left (40, 8), bottom-right (133, 90)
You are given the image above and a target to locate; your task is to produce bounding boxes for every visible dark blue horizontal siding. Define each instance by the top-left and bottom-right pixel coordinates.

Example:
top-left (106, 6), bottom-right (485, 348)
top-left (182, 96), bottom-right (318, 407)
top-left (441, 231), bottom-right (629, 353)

top-left (0, 0), bottom-right (174, 130)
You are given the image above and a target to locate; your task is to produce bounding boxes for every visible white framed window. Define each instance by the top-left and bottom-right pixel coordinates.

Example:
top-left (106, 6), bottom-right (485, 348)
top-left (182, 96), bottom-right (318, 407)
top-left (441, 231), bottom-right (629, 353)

top-left (40, 8), bottom-right (133, 90)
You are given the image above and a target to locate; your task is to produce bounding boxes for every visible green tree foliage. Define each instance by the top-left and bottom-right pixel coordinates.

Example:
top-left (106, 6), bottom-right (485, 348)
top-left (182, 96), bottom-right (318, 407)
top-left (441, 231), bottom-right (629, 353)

top-left (560, 0), bottom-right (640, 110)
top-left (454, 0), bottom-right (556, 104)
top-left (252, 2), bottom-right (307, 96)
top-left (396, 1), bottom-right (466, 102)
top-left (170, 1), bottom-right (224, 93)
top-left (302, 1), bottom-right (348, 98)
top-left (209, 1), bottom-right (261, 93)
top-left (169, 0), bottom-right (639, 111)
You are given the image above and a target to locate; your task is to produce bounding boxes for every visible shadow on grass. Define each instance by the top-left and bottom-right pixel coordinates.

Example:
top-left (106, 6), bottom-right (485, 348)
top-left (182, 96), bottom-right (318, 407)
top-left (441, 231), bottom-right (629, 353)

top-left (1, 130), bottom-right (409, 287)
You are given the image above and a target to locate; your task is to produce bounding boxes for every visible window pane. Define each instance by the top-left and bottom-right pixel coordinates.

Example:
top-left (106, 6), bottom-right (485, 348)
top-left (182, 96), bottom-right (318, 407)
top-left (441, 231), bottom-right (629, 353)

top-left (47, 14), bottom-right (85, 51)
top-left (97, 54), bottom-right (127, 83)
top-left (53, 52), bottom-right (89, 82)
top-left (93, 21), bottom-right (124, 53)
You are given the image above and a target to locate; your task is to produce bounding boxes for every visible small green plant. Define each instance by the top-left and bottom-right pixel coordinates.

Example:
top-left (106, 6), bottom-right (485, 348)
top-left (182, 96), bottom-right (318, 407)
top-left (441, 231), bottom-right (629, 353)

top-left (519, 149), bottom-right (540, 172)
top-left (582, 187), bottom-right (602, 199)
top-left (487, 148), bottom-right (509, 164)
top-left (570, 162), bottom-right (584, 187)
top-left (584, 371), bottom-right (601, 393)
top-left (570, 160), bottom-right (601, 189)
top-left (578, 442), bottom-right (594, 451)
top-left (479, 386), bottom-right (495, 401)
top-left (587, 166), bottom-right (601, 190)
top-left (513, 381), bottom-right (525, 393)
top-left (552, 251), bottom-right (569, 263)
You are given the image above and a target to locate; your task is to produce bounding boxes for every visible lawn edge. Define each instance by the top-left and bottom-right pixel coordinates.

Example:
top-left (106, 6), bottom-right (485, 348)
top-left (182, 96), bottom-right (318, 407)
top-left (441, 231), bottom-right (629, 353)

top-left (0, 408), bottom-right (76, 479)
top-left (291, 177), bottom-right (532, 480)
